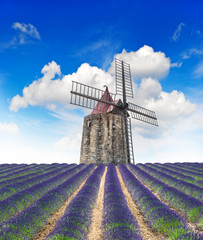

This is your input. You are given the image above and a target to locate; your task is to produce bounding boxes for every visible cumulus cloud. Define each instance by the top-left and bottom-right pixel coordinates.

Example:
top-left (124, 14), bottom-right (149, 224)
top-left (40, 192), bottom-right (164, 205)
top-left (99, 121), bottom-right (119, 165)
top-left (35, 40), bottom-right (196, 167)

top-left (108, 45), bottom-right (171, 79)
top-left (135, 78), bottom-right (162, 103)
top-left (132, 77), bottom-right (196, 134)
top-left (10, 61), bottom-right (114, 112)
top-left (172, 22), bottom-right (185, 42)
top-left (147, 90), bottom-right (196, 122)
top-left (0, 122), bottom-right (19, 134)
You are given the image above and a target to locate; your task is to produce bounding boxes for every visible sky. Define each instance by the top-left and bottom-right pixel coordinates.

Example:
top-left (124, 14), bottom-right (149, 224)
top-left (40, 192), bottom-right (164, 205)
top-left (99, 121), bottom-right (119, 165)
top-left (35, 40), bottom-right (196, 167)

top-left (0, 0), bottom-right (203, 164)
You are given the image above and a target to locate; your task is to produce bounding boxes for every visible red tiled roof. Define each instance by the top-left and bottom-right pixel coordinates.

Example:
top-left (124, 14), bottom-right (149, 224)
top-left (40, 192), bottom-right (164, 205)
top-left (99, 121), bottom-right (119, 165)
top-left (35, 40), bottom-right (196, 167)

top-left (91, 87), bottom-right (116, 114)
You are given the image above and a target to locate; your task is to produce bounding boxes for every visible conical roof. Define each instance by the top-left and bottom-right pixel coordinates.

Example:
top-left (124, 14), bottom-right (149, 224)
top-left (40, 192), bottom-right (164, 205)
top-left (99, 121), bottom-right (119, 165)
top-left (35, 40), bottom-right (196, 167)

top-left (91, 87), bottom-right (115, 114)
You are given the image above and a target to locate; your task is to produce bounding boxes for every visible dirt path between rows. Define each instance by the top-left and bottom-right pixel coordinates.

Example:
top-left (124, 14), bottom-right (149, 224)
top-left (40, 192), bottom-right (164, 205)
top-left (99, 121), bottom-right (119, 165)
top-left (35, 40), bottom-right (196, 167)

top-left (87, 166), bottom-right (107, 240)
top-left (128, 167), bottom-right (202, 234)
top-left (32, 167), bottom-right (96, 240)
top-left (116, 166), bottom-right (164, 240)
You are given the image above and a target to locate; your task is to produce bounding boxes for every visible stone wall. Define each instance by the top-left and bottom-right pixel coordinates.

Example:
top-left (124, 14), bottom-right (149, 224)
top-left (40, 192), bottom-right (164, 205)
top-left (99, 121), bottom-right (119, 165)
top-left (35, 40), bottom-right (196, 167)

top-left (80, 112), bottom-right (128, 165)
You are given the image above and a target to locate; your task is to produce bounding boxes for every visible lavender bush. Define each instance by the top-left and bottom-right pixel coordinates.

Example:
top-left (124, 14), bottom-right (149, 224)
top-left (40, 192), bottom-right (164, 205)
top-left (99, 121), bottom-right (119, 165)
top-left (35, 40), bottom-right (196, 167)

top-left (0, 164), bottom-right (76, 201)
top-left (46, 164), bottom-right (105, 240)
top-left (102, 163), bottom-right (143, 240)
top-left (147, 163), bottom-right (196, 184)
top-left (0, 164), bottom-right (85, 224)
top-left (0, 164), bottom-right (63, 189)
top-left (128, 164), bottom-right (203, 229)
top-left (0, 164), bottom-right (37, 179)
top-left (0, 164), bottom-right (95, 239)
top-left (137, 164), bottom-right (203, 201)
top-left (158, 163), bottom-right (203, 181)
top-left (119, 164), bottom-right (202, 240)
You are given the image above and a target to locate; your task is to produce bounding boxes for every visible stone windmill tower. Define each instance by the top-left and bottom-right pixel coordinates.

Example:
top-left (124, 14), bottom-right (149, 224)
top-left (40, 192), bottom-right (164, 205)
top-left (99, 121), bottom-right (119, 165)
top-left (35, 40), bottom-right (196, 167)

top-left (70, 59), bottom-right (158, 165)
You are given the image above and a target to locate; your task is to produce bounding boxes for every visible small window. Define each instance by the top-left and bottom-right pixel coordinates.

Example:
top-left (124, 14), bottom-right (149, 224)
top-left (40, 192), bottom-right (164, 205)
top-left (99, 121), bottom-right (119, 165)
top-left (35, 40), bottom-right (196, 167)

top-left (87, 121), bottom-right (91, 127)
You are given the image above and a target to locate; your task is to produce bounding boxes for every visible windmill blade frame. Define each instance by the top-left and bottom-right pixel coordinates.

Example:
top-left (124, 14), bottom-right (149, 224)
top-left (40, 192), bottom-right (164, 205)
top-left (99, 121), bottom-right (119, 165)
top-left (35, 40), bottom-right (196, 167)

top-left (70, 81), bottom-right (117, 112)
top-left (115, 58), bottom-right (134, 98)
top-left (127, 102), bottom-right (158, 126)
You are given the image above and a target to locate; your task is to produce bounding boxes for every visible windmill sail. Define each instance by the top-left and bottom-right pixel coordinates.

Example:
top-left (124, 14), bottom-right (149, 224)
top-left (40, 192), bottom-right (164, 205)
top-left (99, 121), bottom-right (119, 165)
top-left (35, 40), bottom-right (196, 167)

top-left (70, 81), bottom-right (117, 111)
top-left (115, 58), bottom-right (134, 98)
top-left (127, 102), bottom-right (158, 126)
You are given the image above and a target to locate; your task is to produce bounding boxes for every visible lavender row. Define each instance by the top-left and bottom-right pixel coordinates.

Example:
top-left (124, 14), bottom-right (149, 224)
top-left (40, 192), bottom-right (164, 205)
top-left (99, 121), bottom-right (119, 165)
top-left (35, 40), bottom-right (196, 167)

top-left (0, 164), bottom-right (76, 201)
top-left (0, 164), bottom-right (37, 179)
top-left (0, 163), bottom-right (70, 189)
top-left (172, 163), bottom-right (203, 173)
top-left (0, 164), bottom-right (27, 174)
top-left (129, 164), bottom-right (203, 229)
top-left (158, 163), bottom-right (203, 188)
top-left (119, 164), bottom-right (202, 240)
top-left (47, 164), bottom-right (105, 240)
top-left (172, 163), bottom-right (203, 171)
top-left (0, 164), bottom-right (22, 173)
top-left (159, 163), bottom-right (203, 176)
top-left (0, 164), bottom-right (95, 239)
top-left (102, 163), bottom-right (143, 240)
top-left (0, 164), bottom-right (85, 224)
top-left (0, 163), bottom-right (61, 182)
top-left (146, 163), bottom-right (197, 184)
top-left (0, 173), bottom-right (39, 188)
top-left (166, 163), bottom-right (203, 175)
top-left (0, 164), bottom-right (49, 182)
top-left (157, 163), bottom-right (203, 181)
top-left (137, 164), bottom-right (203, 201)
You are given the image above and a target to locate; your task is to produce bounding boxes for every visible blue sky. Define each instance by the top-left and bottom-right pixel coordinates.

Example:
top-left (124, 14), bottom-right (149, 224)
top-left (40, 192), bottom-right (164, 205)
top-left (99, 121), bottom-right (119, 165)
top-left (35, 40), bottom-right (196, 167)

top-left (0, 0), bottom-right (203, 164)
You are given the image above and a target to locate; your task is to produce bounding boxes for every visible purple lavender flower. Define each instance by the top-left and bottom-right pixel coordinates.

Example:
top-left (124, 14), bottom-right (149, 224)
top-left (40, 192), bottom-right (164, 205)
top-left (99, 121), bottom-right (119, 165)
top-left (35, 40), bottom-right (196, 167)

top-left (102, 163), bottom-right (143, 240)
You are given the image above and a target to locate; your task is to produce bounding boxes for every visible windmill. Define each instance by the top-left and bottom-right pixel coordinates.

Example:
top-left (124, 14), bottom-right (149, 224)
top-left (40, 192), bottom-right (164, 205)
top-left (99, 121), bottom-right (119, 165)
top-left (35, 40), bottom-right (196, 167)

top-left (70, 58), bottom-right (158, 165)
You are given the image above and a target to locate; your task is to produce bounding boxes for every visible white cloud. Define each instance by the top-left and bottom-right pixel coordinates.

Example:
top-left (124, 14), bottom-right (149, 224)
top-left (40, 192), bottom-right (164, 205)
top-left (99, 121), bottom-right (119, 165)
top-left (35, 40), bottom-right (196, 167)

top-left (135, 78), bottom-right (162, 103)
top-left (0, 22), bottom-right (40, 51)
top-left (133, 129), bottom-right (203, 163)
top-left (132, 77), bottom-right (196, 134)
top-left (172, 22), bottom-right (185, 42)
top-left (182, 48), bottom-right (203, 60)
top-left (12, 22), bottom-right (40, 43)
top-left (108, 46), bottom-right (171, 79)
top-left (0, 122), bottom-right (19, 134)
top-left (54, 133), bottom-right (81, 151)
top-left (132, 104), bottom-right (203, 164)
top-left (171, 62), bottom-right (182, 68)
top-left (148, 90), bottom-right (196, 123)
top-left (193, 61), bottom-right (203, 77)
top-left (0, 145), bottom-right (79, 164)
top-left (10, 61), bottom-right (114, 112)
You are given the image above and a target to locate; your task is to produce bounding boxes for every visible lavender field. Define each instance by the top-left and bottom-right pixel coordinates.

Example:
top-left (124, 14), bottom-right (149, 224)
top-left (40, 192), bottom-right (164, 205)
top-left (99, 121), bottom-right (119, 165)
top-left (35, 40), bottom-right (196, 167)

top-left (0, 162), bottom-right (202, 240)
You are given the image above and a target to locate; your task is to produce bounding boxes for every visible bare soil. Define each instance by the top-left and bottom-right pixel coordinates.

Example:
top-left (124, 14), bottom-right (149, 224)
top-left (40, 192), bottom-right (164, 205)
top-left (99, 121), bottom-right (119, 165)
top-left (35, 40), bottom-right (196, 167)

top-left (116, 166), bottom-right (164, 240)
top-left (87, 166), bottom-right (107, 240)
top-left (32, 168), bottom-right (95, 240)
